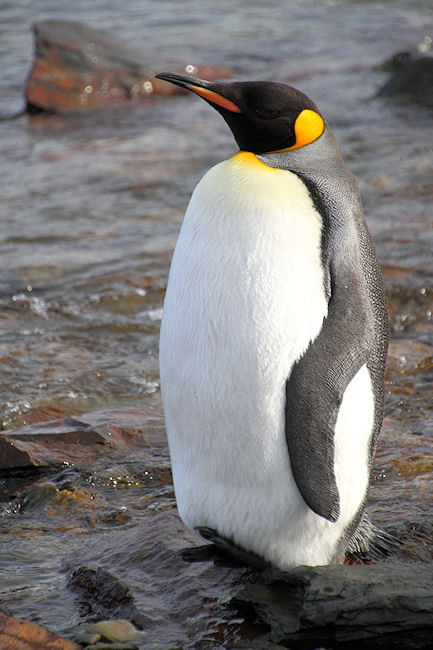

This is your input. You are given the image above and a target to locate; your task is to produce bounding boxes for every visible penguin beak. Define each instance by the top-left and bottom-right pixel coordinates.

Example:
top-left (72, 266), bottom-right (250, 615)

top-left (154, 72), bottom-right (241, 114)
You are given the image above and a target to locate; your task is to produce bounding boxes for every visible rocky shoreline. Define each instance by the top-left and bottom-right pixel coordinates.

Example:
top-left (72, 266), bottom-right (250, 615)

top-left (1, 406), bottom-right (432, 649)
top-left (0, 17), bottom-right (432, 650)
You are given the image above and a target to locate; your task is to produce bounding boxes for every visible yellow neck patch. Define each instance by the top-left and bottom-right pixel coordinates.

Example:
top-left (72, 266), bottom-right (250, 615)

top-left (231, 150), bottom-right (281, 172)
top-left (272, 109), bottom-right (324, 153)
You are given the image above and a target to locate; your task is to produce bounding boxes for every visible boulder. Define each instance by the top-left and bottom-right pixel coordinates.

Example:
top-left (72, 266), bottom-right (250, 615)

top-left (25, 20), bottom-right (231, 114)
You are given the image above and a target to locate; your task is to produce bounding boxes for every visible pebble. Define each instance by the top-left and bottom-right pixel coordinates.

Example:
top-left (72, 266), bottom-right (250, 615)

top-left (79, 619), bottom-right (145, 648)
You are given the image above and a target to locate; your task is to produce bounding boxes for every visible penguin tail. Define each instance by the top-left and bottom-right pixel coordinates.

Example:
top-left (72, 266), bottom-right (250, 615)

top-left (346, 513), bottom-right (402, 561)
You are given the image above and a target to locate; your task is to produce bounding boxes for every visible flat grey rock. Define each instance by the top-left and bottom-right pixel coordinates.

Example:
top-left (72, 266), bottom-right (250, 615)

top-left (230, 563), bottom-right (433, 648)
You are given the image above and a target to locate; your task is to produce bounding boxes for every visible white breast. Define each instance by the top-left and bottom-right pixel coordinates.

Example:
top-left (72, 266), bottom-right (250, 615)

top-left (159, 152), bottom-right (371, 568)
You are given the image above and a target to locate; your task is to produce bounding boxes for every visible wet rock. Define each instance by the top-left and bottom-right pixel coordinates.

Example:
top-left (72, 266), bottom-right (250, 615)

top-left (67, 567), bottom-right (150, 630)
top-left (0, 612), bottom-right (81, 649)
top-left (69, 566), bottom-right (134, 607)
top-left (0, 406), bottom-right (166, 470)
top-left (11, 404), bottom-right (79, 429)
top-left (19, 481), bottom-right (68, 510)
top-left (25, 20), bottom-right (231, 114)
top-left (378, 37), bottom-right (433, 107)
top-left (230, 564), bottom-right (433, 649)
top-left (13, 478), bottom-right (118, 531)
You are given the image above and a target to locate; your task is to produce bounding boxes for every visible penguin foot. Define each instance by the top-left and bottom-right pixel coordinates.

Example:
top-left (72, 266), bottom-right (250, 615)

top-left (194, 526), bottom-right (271, 571)
top-left (178, 543), bottom-right (219, 564)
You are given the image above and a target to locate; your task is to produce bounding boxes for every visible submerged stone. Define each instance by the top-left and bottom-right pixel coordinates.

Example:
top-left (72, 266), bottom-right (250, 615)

top-left (67, 566), bottom-right (150, 629)
top-left (25, 20), bottom-right (231, 114)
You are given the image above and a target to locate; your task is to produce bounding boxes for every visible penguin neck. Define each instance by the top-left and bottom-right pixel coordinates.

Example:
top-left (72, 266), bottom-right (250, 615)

top-left (256, 127), bottom-right (360, 214)
top-left (231, 150), bottom-right (282, 174)
top-left (257, 127), bottom-right (342, 175)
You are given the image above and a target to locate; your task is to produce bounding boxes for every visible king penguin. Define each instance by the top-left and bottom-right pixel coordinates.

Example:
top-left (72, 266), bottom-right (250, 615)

top-left (156, 72), bottom-right (389, 569)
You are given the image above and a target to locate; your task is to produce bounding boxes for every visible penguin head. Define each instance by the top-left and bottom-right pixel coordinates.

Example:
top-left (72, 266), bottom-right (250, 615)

top-left (154, 72), bottom-right (325, 155)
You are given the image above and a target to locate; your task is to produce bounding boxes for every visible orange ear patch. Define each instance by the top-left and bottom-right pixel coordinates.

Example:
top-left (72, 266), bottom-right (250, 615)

top-left (290, 109), bottom-right (324, 150)
top-left (271, 109), bottom-right (324, 152)
top-left (186, 85), bottom-right (241, 113)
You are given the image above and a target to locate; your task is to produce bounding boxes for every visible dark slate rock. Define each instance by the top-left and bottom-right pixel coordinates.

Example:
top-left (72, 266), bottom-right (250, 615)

top-left (229, 564), bottom-right (433, 649)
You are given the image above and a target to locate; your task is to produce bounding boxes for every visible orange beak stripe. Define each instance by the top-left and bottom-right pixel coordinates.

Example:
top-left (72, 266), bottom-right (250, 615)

top-left (186, 85), bottom-right (241, 113)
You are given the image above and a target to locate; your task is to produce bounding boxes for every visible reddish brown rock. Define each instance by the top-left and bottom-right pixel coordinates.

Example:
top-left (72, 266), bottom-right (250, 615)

top-left (0, 406), bottom-right (166, 470)
top-left (25, 20), bottom-right (231, 114)
top-left (0, 613), bottom-right (81, 649)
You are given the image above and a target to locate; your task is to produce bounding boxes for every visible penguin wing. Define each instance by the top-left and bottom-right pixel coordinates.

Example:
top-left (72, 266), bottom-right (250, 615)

top-left (285, 253), bottom-right (375, 522)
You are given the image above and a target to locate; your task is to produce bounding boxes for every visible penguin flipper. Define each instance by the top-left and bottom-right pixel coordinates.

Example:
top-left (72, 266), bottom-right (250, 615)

top-left (285, 262), bottom-right (375, 522)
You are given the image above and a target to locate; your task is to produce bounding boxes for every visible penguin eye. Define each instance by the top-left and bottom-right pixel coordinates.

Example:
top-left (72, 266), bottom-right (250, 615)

top-left (254, 105), bottom-right (280, 120)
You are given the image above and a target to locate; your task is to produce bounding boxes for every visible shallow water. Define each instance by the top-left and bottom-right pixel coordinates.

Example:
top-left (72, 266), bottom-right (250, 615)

top-left (0, 0), bottom-right (432, 647)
